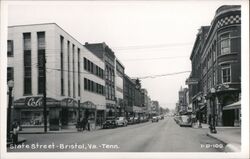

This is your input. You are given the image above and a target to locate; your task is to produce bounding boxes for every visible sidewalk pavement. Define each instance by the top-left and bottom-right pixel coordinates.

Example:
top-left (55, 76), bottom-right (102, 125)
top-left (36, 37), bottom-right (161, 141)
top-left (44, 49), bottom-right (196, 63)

top-left (192, 122), bottom-right (241, 152)
top-left (206, 127), bottom-right (241, 152)
top-left (19, 125), bottom-right (103, 134)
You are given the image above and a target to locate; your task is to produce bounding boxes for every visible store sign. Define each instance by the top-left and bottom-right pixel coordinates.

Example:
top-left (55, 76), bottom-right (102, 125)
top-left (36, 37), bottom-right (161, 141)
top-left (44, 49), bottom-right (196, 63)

top-left (185, 78), bottom-right (198, 85)
top-left (25, 97), bottom-right (43, 107)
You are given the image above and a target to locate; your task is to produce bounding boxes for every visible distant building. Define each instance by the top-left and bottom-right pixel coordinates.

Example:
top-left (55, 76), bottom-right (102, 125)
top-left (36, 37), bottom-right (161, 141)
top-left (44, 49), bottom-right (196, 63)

top-left (178, 87), bottom-right (189, 115)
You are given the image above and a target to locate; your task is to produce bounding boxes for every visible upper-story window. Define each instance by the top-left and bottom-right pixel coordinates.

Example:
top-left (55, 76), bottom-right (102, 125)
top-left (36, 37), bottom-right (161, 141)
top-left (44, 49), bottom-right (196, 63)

top-left (23, 33), bottom-right (31, 50)
top-left (220, 33), bottom-right (230, 55)
top-left (8, 40), bottom-right (14, 57)
top-left (222, 66), bottom-right (231, 83)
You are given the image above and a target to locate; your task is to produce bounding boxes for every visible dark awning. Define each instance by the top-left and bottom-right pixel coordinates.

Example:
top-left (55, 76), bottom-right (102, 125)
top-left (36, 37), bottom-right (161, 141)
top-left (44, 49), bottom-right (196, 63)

top-left (223, 100), bottom-right (241, 110)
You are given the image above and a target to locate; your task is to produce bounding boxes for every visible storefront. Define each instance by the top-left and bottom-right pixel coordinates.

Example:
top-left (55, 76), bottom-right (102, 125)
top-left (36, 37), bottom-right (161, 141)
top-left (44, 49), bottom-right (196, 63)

top-left (14, 96), bottom-right (60, 130)
top-left (80, 101), bottom-right (97, 130)
top-left (223, 100), bottom-right (241, 127)
top-left (106, 103), bottom-right (116, 117)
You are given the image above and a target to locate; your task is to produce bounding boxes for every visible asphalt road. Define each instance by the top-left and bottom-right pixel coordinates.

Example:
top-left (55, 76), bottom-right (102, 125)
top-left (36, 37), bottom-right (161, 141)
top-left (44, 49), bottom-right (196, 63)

top-left (8, 117), bottom-right (225, 152)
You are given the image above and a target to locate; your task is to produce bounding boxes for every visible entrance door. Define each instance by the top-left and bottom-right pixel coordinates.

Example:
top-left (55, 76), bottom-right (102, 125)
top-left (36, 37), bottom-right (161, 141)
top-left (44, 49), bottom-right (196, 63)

top-left (61, 108), bottom-right (68, 126)
top-left (222, 110), bottom-right (235, 126)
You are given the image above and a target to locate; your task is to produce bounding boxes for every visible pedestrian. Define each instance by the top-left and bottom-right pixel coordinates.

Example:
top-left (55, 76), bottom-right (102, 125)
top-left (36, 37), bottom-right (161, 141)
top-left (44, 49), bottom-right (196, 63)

top-left (12, 121), bottom-right (20, 145)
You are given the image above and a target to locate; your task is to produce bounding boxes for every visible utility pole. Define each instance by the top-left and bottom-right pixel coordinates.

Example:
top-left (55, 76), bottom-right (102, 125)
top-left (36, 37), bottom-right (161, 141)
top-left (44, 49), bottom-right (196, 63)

top-left (43, 52), bottom-right (47, 132)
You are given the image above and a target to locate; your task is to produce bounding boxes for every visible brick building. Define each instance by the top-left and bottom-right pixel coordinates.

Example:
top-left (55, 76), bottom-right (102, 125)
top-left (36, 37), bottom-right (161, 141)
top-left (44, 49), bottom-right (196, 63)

top-left (187, 5), bottom-right (241, 126)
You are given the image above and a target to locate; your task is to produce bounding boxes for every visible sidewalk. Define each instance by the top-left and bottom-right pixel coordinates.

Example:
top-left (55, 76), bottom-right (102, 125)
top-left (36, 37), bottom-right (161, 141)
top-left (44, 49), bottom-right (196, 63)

top-left (19, 125), bottom-right (102, 134)
top-left (192, 122), bottom-right (241, 152)
top-left (206, 127), bottom-right (241, 152)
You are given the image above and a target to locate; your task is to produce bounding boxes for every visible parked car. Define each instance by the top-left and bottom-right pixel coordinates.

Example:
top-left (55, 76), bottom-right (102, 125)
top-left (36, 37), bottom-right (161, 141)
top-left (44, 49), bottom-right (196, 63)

top-left (160, 115), bottom-right (164, 120)
top-left (179, 115), bottom-right (192, 127)
top-left (127, 117), bottom-right (134, 125)
top-left (133, 117), bottom-right (140, 124)
top-left (152, 116), bottom-right (159, 122)
top-left (116, 117), bottom-right (128, 127)
top-left (103, 117), bottom-right (117, 129)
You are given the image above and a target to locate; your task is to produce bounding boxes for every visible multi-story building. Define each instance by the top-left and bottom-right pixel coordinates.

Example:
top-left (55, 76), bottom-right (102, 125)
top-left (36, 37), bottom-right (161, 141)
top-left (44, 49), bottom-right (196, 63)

top-left (124, 74), bottom-right (135, 118)
top-left (115, 58), bottom-right (125, 116)
top-left (187, 5), bottom-right (241, 126)
top-left (151, 100), bottom-right (160, 116)
top-left (85, 42), bottom-right (116, 118)
top-left (178, 87), bottom-right (189, 115)
top-left (7, 23), bottom-right (106, 131)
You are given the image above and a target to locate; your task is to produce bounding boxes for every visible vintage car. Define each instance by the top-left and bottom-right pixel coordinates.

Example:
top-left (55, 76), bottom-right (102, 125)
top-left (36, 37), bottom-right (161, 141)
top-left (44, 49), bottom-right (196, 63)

top-left (127, 117), bottom-right (134, 125)
top-left (133, 116), bottom-right (140, 124)
top-left (152, 116), bottom-right (159, 122)
top-left (103, 117), bottom-right (117, 129)
top-left (179, 115), bottom-right (192, 127)
top-left (116, 117), bottom-right (128, 127)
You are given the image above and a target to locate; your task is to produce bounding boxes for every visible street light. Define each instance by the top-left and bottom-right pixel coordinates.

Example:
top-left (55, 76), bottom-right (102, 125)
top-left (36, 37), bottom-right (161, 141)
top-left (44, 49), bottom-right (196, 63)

top-left (210, 88), bottom-right (217, 133)
top-left (7, 80), bottom-right (14, 142)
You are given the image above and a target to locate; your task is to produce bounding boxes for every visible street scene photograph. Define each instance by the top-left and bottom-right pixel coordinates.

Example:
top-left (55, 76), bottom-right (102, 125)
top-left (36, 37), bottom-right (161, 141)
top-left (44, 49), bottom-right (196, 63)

top-left (1, 0), bottom-right (249, 159)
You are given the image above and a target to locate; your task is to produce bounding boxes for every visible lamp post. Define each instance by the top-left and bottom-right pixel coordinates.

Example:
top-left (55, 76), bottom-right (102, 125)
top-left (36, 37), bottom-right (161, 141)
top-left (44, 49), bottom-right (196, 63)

top-left (210, 88), bottom-right (217, 133)
top-left (7, 80), bottom-right (14, 142)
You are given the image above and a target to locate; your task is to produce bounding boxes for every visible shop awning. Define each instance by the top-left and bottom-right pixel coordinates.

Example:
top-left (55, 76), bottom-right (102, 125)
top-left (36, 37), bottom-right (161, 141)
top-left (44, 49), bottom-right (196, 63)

top-left (223, 100), bottom-right (241, 110)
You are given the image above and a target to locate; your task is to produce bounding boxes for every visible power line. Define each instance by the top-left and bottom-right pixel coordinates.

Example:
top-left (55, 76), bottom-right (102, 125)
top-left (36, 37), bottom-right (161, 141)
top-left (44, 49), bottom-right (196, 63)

top-left (132, 71), bottom-right (191, 79)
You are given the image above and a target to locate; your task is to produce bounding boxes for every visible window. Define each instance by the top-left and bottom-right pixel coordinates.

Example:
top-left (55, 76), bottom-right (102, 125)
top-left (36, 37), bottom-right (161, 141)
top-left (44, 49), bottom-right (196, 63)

top-left (23, 33), bottom-right (32, 95)
top-left (84, 58), bottom-right (87, 70)
top-left (67, 41), bottom-right (71, 97)
top-left (7, 40), bottom-right (14, 57)
top-left (23, 33), bottom-right (31, 50)
top-left (60, 36), bottom-right (64, 96)
top-left (84, 78), bottom-right (87, 90)
top-left (37, 32), bottom-right (45, 94)
top-left (7, 67), bottom-right (14, 82)
top-left (72, 44), bottom-right (75, 98)
top-left (37, 32), bottom-right (45, 49)
top-left (78, 48), bottom-right (80, 97)
top-left (222, 66), bottom-right (231, 83)
top-left (37, 50), bottom-right (45, 94)
top-left (90, 62), bottom-right (94, 73)
top-left (220, 33), bottom-right (230, 55)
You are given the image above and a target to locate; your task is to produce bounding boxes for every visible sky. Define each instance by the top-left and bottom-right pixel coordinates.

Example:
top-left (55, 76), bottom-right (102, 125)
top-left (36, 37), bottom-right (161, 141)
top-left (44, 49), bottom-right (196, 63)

top-left (7, 0), bottom-right (243, 109)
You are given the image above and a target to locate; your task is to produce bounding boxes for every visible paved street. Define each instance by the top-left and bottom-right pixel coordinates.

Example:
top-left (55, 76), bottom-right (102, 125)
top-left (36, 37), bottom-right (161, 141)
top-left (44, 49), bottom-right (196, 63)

top-left (8, 117), bottom-right (225, 152)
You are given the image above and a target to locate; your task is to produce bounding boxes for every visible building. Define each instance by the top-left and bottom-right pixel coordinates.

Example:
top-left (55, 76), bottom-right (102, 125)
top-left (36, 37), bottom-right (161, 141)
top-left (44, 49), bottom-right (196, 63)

top-left (187, 5), bottom-right (241, 126)
top-left (178, 87), bottom-right (189, 115)
top-left (7, 23), bottom-right (106, 131)
top-left (123, 74), bottom-right (135, 118)
top-left (151, 100), bottom-right (160, 116)
top-left (115, 58), bottom-right (125, 117)
top-left (85, 42), bottom-right (116, 118)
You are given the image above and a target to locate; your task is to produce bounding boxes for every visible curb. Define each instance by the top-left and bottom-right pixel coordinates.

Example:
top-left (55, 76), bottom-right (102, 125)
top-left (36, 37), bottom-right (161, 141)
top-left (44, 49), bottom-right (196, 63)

top-left (206, 133), bottom-right (241, 152)
top-left (19, 128), bottom-right (103, 134)
top-left (206, 133), bottom-right (227, 145)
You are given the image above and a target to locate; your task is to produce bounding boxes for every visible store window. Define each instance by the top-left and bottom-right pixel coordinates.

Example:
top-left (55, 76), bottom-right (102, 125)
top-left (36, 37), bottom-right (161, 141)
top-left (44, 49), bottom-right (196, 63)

top-left (20, 111), bottom-right (45, 126)
top-left (222, 66), bottom-right (231, 83)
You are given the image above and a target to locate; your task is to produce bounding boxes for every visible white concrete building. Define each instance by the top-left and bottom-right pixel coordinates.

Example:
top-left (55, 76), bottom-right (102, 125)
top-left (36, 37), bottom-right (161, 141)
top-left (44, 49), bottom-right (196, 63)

top-left (7, 23), bottom-right (105, 130)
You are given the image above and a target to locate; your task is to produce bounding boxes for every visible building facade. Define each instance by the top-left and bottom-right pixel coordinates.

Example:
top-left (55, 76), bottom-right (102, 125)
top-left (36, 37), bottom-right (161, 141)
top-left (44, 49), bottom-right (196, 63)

top-left (115, 59), bottom-right (125, 117)
top-left (85, 42), bottom-right (116, 118)
top-left (187, 5), bottom-right (241, 126)
top-left (7, 23), bottom-right (105, 130)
